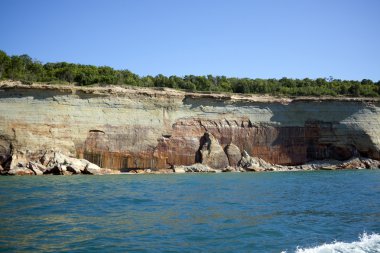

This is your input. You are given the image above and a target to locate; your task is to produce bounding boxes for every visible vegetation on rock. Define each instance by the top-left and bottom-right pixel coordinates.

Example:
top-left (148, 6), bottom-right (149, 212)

top-left (1, 50), bottom-right (379, 97)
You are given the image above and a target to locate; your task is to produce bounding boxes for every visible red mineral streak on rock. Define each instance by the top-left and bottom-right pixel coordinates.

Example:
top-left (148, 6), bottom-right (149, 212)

top-left (77, 117), bottom-right (374, 170)
top-left (0, 81), bottom-right (379, 172)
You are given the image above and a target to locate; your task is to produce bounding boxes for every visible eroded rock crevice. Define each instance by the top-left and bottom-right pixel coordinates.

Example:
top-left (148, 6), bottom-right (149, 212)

top-left (196, 132), bottom-right (229, 169)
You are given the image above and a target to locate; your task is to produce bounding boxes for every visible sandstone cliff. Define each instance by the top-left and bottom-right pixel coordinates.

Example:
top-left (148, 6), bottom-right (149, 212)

top-left (0, 81), bottom-right (379, 172)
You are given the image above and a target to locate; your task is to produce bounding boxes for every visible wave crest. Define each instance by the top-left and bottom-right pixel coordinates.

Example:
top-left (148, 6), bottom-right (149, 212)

top-left (294, 233), bottom-right (380, 253)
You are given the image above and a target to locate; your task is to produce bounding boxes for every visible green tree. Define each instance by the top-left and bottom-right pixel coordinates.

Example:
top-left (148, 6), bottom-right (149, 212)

top-left (0, 50), bottom-right (378, 97)
top-left (0, 50), bottom-right (10, 79)
top-left (349, 83), bottom-right (360, 96)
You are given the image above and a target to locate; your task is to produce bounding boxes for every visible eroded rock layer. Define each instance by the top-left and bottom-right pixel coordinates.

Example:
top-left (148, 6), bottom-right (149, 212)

top-left (0, 81), bottom-right (379, 171)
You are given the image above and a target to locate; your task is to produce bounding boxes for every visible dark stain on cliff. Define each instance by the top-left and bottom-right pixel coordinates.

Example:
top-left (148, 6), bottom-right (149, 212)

top-left (78, 114), bottom-right (380, 170)
top-left (79, 129), bottom-right (168, 171)
top-left (89, 129), bottom-right (105, 134)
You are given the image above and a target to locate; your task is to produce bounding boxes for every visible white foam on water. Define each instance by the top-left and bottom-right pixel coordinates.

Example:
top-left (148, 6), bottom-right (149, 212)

top-left (292, 233), bottom-right (380, 253)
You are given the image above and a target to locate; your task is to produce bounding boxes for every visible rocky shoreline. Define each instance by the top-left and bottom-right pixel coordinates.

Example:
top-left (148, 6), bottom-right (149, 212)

top-left (0, 151), bottom-right (113, 176)
top-left (1, 149), bottom-right (379, 176)
top-left (1, 81), bottom-right (380, 174)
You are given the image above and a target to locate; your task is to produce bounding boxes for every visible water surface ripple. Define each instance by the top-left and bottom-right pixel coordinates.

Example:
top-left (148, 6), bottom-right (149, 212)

top-left (0, 170), bottom-right (379, 252)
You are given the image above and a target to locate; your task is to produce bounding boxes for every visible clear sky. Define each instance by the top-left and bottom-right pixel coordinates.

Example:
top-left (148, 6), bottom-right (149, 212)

top-left (0, 0), bottom-right (379, 81)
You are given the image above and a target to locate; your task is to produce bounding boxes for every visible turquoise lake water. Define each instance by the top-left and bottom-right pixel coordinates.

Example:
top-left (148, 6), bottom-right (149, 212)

top-left (0, 170), bottom-right (379, 252)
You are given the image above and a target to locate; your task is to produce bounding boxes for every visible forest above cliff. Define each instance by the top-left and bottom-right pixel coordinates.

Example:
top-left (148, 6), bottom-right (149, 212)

top-left (1, 50), bottom-right (379, 97)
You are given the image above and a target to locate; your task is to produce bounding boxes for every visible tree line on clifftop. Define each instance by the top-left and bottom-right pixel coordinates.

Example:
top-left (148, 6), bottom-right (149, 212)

top-left (0, 50), bottom-right (379, 97)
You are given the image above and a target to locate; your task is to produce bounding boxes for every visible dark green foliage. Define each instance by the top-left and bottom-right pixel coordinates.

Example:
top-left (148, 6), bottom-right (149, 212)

top-left (0, 50), bottom-right (378, 97)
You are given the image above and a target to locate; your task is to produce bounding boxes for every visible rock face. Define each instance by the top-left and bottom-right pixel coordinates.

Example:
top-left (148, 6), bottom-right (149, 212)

top-left (0, 81), bottom-right (380, 172)
top-left (174, 163), bottom-right (216, 173)
top-left (197, 132), bottom-right (229, 169)
top-left (239, 151), bottom-right (273, 171)
top-left (225, 144), bottom-right (242, 167)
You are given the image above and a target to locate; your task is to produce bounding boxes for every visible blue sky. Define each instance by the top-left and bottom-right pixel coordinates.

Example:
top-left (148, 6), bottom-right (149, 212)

top-left (0, 0), bottom-right (379, 80)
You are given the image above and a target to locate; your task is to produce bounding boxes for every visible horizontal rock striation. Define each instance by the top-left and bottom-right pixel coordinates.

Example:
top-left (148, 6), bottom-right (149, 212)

top-left (0, 81), bottom-right (379, 172)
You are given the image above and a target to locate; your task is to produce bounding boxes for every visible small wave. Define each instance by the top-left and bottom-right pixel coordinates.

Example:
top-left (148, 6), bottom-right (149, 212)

top-left (293, 233), bottom-right (380, 253)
